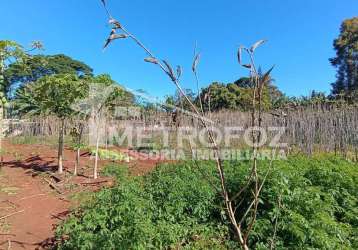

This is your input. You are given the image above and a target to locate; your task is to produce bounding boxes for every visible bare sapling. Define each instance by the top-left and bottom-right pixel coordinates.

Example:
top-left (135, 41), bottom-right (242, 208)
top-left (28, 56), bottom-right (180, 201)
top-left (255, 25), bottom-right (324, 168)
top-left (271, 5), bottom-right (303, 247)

top-left (100, 1), bottom-right (275, 248)
top-left (58, 118), bottom-right (65, 174)
top-left (91, 84), bottom-right (118, 179)
top-left (0, 51), bottom-right (4, 166)
top-left (91, 108), bottom-right (104, 180)
top-left (70, 120), bottom-right (85, 176)
top-left (93, 113), bottom-right (100, 179)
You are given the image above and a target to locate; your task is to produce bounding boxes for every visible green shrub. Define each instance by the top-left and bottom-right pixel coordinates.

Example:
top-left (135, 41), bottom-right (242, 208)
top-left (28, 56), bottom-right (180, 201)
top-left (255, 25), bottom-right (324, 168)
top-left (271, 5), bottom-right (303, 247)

top-left (101, 164), bottom-right (129, 182)
top-left (244, 156), bottom-right (358, 249)
top-left (57, 162), bottom-right (233, 249)
top-left (56, 156), bottom-right (358, 249)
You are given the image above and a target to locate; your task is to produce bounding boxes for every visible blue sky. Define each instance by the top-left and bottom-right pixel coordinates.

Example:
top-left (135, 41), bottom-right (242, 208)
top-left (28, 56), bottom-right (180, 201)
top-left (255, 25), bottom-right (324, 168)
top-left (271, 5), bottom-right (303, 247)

top-left (1, 0), bottom-right (357, 99)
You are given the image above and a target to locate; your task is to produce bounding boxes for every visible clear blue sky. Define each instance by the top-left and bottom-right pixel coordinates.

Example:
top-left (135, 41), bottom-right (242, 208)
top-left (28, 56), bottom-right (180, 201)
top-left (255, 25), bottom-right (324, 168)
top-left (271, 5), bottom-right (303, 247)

top-left (1, 0), bottom-right (357, 98)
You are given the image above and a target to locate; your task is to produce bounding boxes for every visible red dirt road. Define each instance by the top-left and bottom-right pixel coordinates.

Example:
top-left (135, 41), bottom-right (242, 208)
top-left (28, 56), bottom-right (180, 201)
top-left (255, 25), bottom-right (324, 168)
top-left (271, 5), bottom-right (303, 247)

top-left (0, 141), bottom-right (160, 249)
top-left (0, 166), bottom-right (67, 249)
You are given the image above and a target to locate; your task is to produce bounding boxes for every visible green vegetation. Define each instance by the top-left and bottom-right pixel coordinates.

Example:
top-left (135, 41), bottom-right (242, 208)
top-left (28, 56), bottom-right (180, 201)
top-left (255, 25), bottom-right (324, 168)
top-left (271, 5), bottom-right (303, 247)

top-left (0, 220), bottom-right (11, 234)
top-left (14, 74), bottom-right (88, 117)
top-left (90, 148), bottom-right (131, 162)
top-left (163, 77), bottom-right (283, 113)
top-left (0, 40), bottom-right (28, 101)
top-left (1, 14), bottom-right (357, 250)
top-left (160, 17), bottom-right (358, 112)
top-left (15, 74), bottom-right (89, 173)
top-left (198, 73), bottom-right (282, 112)
top-left (13, 73), bottom-right (134, 175)
top-left (0, 40), bottom-right (31, 166)
top-left (79, 74), bottom-right (134, 179)
top-left (330, 17), bottom-right (358, 102)
top-left (5, 54), bottom-right (93, 96)
top-left (0, 186), bottom-right (19, 195)
top-left (56, 156), bottom-right (358, 249)
top-left (9, 135), bottom-right (72, 147)
top-left (100, 163), bottom-right (129, 181)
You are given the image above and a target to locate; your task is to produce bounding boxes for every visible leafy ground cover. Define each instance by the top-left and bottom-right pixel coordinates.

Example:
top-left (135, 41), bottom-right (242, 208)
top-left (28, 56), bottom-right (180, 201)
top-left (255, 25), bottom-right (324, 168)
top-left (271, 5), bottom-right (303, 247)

top-left (56, 155), bottom-right (358, 249)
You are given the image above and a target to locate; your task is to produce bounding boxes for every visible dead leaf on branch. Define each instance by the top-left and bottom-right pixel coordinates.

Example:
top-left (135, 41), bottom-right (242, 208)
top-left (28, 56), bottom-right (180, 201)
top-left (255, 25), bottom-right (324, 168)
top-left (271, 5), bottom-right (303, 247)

top-left (250, 39), bottom-right (267, 52)
top-left (192, 53), bottom-right (201, 73)
top-left (144, 57), bottom-right (159, 64)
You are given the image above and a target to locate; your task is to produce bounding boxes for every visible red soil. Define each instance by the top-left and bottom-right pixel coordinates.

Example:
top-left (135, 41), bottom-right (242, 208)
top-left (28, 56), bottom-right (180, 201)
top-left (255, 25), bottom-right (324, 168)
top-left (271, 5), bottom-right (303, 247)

top-left (0, 140), bottom-right (161, 249)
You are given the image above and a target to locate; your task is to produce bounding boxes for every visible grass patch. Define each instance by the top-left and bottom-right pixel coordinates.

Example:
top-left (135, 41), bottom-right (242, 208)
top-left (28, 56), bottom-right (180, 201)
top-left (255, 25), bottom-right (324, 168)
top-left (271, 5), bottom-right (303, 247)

top-left (101, 163), bottom-right (129, 181)
top-left (0, 187), bottom-right (19, 195)
top-left (68, 191), bottom-right (95, 210)
top-left (90, 148), bottom-right (132, 162)
top-left (9, 135), bottom-right (72, 148)
top-left (0, 220), bottom-right (11, 234)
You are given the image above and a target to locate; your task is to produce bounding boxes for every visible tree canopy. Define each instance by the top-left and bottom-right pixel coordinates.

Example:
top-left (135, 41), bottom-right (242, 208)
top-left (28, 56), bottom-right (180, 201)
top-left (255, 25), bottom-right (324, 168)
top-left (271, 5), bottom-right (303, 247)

top-left (14, 74), bottom-right (88, 118)
top-left (199, 82), bottom-right (237, 111)
top-left (0, 40), bottom-right (28, 108)
top-left (194, 75), bottom-right (284, 112)
top-left (5, 54), bottom-right (93, 97)
top-left (14, 73), bottom-right (134, 118)
top-left (74, 74), bottom-right (135, 118)
top-left (330, 17), bottom-right (358, 102)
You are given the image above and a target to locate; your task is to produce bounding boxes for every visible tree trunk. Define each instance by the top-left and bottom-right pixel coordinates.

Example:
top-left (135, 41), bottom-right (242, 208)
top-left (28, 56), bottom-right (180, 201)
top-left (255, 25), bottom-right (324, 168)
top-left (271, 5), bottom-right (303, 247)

top-left (0, 106), bottom-right (3, 166)
top-left (58, 118), bottom-right (65, 174)
top-left (0, 53), bottom-right (4, 167)
top-left (74, 148), bottom-right (80, 176)
top-left (94, 128), bottom-right (100, 179)
top-left (74, 122), bottom-right (84, 176)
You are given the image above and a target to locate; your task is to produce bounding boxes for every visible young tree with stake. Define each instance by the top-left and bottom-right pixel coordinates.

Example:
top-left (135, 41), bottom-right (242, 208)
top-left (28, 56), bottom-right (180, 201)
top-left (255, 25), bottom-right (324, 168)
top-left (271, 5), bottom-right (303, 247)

top-left (15, 74), bottom-right (88, 174)
top-left (73, 74), bottom-right (129, 179)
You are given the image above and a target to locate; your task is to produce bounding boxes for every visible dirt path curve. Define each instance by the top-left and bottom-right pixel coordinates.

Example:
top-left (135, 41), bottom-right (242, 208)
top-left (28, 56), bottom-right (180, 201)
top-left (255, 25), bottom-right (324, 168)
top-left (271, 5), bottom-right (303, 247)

top-left (0, 166), bottom-right (68, 250)
top-left (0, 140), bottom-right (85, 250)
top-left (0, 141), bottom-right (161, 250)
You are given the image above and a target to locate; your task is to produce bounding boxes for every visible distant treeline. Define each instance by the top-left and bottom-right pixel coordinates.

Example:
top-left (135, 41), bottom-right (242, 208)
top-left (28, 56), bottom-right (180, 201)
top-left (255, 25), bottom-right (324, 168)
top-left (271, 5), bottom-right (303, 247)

top-left (161, 17), bottom-right (358, 112)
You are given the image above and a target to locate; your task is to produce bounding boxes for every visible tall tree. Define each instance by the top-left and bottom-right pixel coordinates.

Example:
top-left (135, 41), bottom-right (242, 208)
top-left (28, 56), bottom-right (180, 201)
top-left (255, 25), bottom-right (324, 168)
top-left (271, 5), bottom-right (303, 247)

top-left (15, 74), bottom-right (88, 174)
top-left (198, 77), bottom-right (283, 112)
top-left (199, 82), bottom-right (237, 111)
top-left (5, 54), bottom-right (93, 97)
top-left (330, 17), bottom-right (358, 102)
top-left (0, 41), bottom-right (28, 111)
top-left (234, 77), bottom-right (254, 88)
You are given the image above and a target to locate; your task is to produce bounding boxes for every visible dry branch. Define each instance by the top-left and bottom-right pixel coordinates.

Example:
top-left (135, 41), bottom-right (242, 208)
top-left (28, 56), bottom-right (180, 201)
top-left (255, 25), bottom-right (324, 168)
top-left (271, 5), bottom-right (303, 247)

top-left (44, 178), bottom-right (62, 194)
top-left (18, 194), bottom-right (45, 201)
top-left (0, 210), bottom-right (25, 220)
top-left (80, 180), bottom-right (109, 185)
